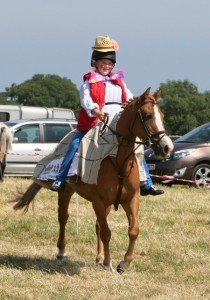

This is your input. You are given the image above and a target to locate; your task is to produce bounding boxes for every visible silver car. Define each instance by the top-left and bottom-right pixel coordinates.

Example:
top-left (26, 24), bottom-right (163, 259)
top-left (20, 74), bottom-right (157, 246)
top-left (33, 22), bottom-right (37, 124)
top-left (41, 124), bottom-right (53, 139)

top-left (4, 119), bottom-right (77, 177)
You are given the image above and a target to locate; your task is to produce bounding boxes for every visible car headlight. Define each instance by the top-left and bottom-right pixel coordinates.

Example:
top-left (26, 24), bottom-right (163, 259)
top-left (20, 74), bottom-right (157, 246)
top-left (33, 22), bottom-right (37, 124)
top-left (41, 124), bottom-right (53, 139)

top-left (172, 148), bottom-right (196, 160)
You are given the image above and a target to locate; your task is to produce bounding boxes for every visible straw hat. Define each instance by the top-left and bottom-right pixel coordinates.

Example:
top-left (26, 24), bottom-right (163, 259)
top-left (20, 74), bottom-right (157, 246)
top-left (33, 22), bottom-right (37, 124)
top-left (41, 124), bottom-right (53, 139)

top-left (91, 35), bottom-right (119, 52)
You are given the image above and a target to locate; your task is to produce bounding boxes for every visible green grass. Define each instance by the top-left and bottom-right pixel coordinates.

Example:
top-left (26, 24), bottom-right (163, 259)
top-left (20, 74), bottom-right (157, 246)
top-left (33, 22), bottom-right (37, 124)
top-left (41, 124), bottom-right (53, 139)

top-left (0, 177), bottom-right (210, 299)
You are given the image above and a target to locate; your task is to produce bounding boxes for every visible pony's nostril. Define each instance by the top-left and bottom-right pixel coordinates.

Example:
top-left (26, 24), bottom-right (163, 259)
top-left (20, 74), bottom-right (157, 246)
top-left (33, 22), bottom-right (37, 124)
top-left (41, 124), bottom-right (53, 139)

top-left (164, 145), bottom-right (169, 154)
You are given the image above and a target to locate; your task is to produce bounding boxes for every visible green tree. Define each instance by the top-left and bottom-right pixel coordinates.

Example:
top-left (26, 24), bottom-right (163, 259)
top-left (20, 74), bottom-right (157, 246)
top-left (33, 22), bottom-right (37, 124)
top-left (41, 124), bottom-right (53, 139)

top-left (0, 91), bottom-right (9, 104)
top-left (4, 74), bottom-right (80, 112)
top-left (159, 80), bottom-right (210, 135)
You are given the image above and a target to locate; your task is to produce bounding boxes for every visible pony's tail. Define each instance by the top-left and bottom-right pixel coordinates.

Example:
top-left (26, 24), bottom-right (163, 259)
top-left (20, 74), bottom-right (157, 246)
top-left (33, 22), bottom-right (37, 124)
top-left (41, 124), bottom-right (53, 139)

top-left (0, 127), bottom-right (7, 154)
top-left (0, 125), bottom-right (12, 153)
top-left (10, 182), bottom-right (42, 212)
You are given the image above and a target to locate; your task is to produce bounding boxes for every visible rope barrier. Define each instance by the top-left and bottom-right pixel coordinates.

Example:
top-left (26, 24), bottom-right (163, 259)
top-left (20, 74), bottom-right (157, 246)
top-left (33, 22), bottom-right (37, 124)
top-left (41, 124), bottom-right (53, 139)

top-left (9, 152), bottom-right (41, 157)
top-left (150, 174), bottom-right (210, 186)
top-left (0, 151), bottom-right (42, 157)
top-left (2, 151), bottom-right (210, 187)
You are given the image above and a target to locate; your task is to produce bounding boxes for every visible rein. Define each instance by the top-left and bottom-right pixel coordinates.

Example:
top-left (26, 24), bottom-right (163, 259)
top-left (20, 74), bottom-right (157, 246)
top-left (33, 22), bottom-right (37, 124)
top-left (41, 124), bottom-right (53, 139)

top-left (101, 114), bottom-right (148, 146)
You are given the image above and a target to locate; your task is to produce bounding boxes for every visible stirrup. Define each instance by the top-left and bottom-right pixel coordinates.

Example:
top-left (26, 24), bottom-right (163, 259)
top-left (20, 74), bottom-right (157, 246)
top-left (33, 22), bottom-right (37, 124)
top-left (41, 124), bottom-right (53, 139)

top-left (50, 180), bottom-right (64, 192)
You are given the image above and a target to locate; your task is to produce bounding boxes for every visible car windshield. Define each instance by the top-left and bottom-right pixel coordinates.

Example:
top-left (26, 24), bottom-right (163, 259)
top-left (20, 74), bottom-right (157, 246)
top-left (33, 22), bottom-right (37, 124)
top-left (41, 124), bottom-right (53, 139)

top-left (175, 123), bottom-right (210, 143)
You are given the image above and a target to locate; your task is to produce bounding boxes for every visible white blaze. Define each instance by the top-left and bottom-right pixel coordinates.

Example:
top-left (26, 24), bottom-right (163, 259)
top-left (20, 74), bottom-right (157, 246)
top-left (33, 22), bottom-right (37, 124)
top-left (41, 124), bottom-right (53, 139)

top-left (154, 106), bottom-right (164, 131)
top-left (154, 106), bottom-right (174, 154)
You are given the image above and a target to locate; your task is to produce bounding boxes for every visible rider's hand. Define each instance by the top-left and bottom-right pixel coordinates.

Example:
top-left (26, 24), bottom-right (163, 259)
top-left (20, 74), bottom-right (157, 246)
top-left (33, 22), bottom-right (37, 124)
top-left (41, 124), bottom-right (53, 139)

top-left (91, 108), bottom-right (105, 121)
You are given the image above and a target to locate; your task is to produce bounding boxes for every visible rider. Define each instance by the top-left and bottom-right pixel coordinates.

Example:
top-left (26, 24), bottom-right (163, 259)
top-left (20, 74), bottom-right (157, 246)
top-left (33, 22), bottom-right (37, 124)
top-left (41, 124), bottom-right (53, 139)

top-left (51, 35), bottom-right (163, 196)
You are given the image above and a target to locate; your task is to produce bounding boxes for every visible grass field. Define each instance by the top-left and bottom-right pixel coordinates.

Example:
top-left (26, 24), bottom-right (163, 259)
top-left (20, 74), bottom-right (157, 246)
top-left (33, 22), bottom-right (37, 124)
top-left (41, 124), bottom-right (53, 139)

top-left (0, 177), bottom-right (210, 300)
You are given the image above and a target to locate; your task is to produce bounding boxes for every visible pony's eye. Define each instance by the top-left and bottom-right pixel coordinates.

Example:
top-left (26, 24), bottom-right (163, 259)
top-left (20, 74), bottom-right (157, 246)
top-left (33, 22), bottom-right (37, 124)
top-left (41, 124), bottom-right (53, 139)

top-left (144, 113), bottom-right (153, 121)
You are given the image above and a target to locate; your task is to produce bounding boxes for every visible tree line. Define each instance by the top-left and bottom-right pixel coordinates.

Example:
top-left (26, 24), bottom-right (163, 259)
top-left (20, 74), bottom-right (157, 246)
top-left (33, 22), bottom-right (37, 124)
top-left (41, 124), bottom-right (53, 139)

top-left (159, 80), bottom-right (210, 135)
top-left (0, 74), bottom-right (210, 136)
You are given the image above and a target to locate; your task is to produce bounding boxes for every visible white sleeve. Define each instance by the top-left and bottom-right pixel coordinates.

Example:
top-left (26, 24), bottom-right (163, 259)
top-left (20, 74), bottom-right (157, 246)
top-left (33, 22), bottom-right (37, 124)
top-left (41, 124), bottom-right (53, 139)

top-left (79, 80), bottom-right (99, 117)
top-left (122, 81), bottom-right (134, 100)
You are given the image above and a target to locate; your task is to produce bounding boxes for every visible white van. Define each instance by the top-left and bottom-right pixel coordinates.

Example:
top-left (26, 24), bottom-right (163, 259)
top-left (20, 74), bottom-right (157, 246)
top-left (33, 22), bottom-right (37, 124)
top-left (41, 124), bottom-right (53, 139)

top-left (4, 119), bottom-right (77, 177)
top-left (0, 105), bottom-right (76, 122)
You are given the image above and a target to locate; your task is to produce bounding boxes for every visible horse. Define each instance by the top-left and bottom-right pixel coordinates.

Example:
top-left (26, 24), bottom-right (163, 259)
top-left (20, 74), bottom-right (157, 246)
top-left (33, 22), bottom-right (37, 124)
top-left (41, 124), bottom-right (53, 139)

top-left (0, 122), bottom-right (13, 181)
top-left (11, 87), bottom-right (174, 273)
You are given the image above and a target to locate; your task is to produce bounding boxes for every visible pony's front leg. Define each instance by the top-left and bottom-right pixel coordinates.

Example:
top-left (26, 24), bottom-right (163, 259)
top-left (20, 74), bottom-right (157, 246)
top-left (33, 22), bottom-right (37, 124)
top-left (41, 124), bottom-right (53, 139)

top-left (92, 201), bottom-right (115, 272)
top-left (117, 196), bottom-right (140, 274)
top-left (56, 187), bottom-right (73, 260)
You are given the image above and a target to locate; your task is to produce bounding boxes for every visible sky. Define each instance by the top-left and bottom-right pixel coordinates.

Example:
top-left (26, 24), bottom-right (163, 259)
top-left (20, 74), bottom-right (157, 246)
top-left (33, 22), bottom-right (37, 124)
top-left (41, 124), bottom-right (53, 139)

top-left (1, 0), bottom-right (210, 96)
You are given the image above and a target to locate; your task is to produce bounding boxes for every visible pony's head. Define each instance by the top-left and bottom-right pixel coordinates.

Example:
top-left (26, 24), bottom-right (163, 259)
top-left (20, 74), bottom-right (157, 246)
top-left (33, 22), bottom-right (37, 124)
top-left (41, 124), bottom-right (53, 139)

top-left (132, 87), bottom-right (174, 159)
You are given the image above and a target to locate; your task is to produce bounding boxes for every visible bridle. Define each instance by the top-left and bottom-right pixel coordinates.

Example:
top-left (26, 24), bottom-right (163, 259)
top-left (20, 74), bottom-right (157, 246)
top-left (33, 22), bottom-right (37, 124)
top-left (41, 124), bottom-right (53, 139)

top-left (131, 98), bottom-right (167, 147)
top-left (101, 98), bottom-right (167, 147)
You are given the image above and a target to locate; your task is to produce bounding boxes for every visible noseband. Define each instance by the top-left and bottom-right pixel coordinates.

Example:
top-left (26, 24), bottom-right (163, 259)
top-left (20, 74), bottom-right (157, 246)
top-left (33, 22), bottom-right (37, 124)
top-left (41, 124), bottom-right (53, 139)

top-left (132, 99), bottom-right (167, 147)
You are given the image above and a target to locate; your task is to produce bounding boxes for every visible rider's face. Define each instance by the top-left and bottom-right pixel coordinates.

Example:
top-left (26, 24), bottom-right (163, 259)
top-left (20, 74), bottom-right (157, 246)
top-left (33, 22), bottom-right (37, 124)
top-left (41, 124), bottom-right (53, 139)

top-left (95, 59), bottom-right (114, 76)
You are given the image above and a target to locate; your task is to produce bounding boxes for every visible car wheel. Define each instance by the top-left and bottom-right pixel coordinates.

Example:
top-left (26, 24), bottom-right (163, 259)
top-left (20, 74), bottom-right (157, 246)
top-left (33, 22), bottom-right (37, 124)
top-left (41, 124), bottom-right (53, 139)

top-left (192, 164), bottom-right (210, 189)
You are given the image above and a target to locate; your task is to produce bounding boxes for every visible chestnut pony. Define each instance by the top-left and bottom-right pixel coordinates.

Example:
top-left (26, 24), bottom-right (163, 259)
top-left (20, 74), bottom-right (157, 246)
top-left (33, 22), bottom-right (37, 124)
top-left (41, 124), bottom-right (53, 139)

top-left (0, 122), bottom-right (12, 181)
top-left (12, 88), bottom-right (174, 273)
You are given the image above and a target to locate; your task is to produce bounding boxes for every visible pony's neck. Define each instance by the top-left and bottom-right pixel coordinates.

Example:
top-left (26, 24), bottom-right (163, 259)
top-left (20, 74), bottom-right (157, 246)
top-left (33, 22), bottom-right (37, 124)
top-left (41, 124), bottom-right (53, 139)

top-left (116, 98), bottom-right (150, 145)
top-left (116, 103), bottom-right (135, 140)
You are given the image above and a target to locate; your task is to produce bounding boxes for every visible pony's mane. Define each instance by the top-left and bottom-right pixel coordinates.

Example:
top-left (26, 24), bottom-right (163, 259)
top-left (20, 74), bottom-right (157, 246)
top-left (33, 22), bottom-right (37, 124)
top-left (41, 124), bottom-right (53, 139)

top-left (122, 97), bottom-right (138, 110)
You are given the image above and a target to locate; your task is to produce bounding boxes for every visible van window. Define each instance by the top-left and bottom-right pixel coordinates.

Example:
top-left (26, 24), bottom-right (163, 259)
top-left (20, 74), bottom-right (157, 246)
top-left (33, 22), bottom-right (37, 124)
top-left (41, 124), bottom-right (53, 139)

top-left (43, 124), bottom-right (71, 143)
top-left (0, 112), bottom-right (10, 122)
top-left (13, 124), bottom-right (40, 143)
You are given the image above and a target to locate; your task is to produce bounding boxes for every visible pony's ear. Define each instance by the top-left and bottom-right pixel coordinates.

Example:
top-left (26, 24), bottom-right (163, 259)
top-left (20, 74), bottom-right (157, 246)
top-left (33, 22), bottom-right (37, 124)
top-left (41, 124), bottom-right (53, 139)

top-left (144, 87), bottom-right (151, 97)
top-left (153, 89), bottom-right (161, 100)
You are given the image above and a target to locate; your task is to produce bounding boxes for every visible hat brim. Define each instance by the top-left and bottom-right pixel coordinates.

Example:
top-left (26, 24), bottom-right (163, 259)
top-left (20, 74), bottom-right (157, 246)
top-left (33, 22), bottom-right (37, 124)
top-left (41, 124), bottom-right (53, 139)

top-left (91, 46), bottom-right (117, 52)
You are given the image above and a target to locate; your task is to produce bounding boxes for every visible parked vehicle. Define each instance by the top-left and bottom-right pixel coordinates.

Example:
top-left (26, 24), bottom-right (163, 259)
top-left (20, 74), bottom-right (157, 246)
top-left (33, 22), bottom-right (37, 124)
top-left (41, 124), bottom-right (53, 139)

top-left (169, 135), bottom-right (181, 142)
top-left (0, 105), bottom-right (76, 122)
top-left (4, 119), bottom-right (77, 177)
top-left (145, 122), bottom-right (210, 189)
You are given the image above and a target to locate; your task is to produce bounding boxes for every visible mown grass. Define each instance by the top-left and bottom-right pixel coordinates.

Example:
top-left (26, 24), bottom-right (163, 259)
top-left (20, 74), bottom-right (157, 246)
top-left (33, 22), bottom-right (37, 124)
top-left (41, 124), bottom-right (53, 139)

top-left (0, 177), bottom-right (210, 300)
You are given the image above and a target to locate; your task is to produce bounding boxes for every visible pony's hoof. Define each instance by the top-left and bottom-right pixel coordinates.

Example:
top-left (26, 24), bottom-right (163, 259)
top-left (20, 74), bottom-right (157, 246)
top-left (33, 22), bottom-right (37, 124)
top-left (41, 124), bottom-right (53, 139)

top-left (101, 263), bottom-right (116, 272)
top-left (117, 261), bottom-right (125, 274)
top-left (117, 265), bottom-right (124, 274)
top-left (96, 261), bottom-right (104, 267)
top-left (56, 252), bottom-right (67, 260)
top-left (96, 257), bottom-right (104, 265)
